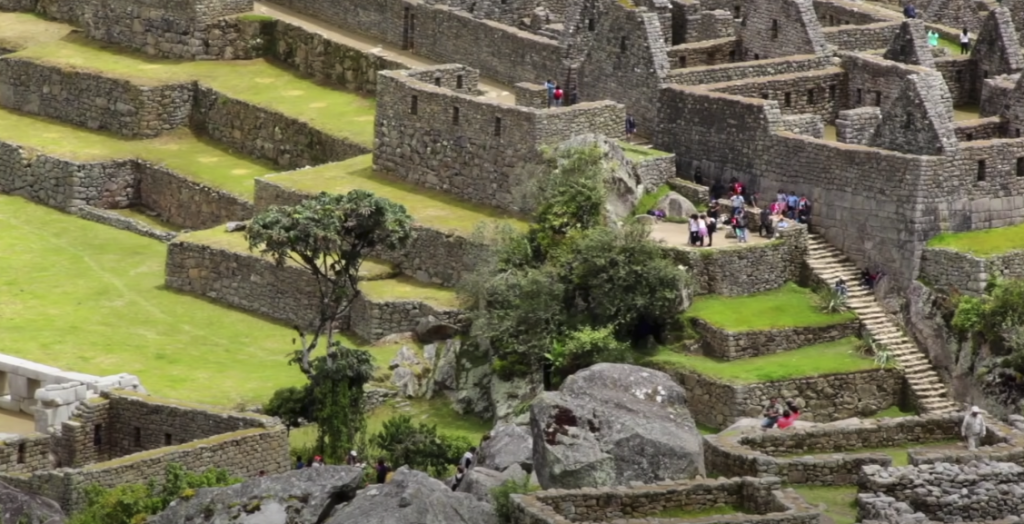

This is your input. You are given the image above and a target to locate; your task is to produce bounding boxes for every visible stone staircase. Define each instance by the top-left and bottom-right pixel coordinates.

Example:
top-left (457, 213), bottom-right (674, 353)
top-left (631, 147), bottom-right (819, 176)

top-left (804, 234), bottom-right (958, 415)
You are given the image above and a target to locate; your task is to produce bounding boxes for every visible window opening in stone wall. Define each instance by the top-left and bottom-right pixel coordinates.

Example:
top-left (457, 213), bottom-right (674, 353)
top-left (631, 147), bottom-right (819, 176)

top-left (955, 69), bottom-right (962, 83)
top-left (434, 77), bottom-right (441, 87)
top-left (828, 14), bottom-right (834, 25)
top-left (410, 95), bottom-right (418, 115)
top-left (0, 372), bottom-right (7, 396)
top-left (452, 106), bottom-right (460, 125)
top-left (1017, 158), bottom-right (1024, 177)
top-left (734, 5), bottom-right (740, 18)
top-left (133, 427), bottom-right (141, 447)
top-left (16, 443), bottom-right (25, 464)
top-left (784, 92), bottom-right (791, 107)
top-left (620, 36), bottom-right (627, 52)
top-left (754, 53), bottom-right (759, 60)
top-left (875, 91), bottom-right (881, 106)
top-left (501, 0), bottom-right (507, 4)
top-left (94, 424), bottom-right (102, 447)
top-left (856, 88), bottom-right (862, 104)
top-left (728, 50), bottom-right (736, 61)
top-left (468, 2), bottom-right (476, 13)
top-left (456, 74), bottom-right (463, 89)
top-left (494, 116), bottom-right (502, 137)
top-left (164, 433), bottom-right (172, 446)
top-left (588, 18), bottom-right (594, 31)
top-left (771, 19), bottom-right (778, 40)
top-left (807, 89), bottom-right (814, 104)
top-left (679, 56), bottom-right (686, 68)
top-left (977, 160), bottom-right (986, 181)
top-left (829, 84), bottom-right (836, 101)
top-left (1017, 128), bottom-right (1022, 138)
top-left (966, 133), bottom-right (973, 141)
top-left (761, 92), bottom-right (769, 100)
top-left (984, 70), bottom-right (989, 79)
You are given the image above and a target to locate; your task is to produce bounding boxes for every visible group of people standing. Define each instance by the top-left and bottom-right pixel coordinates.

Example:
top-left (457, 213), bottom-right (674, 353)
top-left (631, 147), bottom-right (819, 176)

top-left (902, 4), bottom-right (971, 55)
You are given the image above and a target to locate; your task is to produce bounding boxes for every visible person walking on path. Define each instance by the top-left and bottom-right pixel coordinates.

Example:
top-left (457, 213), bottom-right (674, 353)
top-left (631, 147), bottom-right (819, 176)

top-left (460, 446), bottom-right (476, 470)
top-left (625, 114), bottom-right (637, 142)
top-left (962, 406), bottom-right (987, 451)
top-left (960, 29), bottom-right (970, 54)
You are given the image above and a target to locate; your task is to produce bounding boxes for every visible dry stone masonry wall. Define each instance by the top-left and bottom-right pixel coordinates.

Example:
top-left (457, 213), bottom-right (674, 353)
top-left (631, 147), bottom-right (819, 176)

top-left (920, 246), bottom-right (1024, 294)
top-left (692, 317), bottom-right (861, 360)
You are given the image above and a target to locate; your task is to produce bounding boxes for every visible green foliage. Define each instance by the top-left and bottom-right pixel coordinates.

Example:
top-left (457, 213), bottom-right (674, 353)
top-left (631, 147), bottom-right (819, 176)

top-left (634, 184), bottom-right (671, 215)
top-left (529, 145), bottom-right (609, 244)
top-left (814, 286), bottom-right (850, 315)
top-left (68, 464), bottom-right (241, 524)
top-left (369, 415), bottom-right (473, 478)
top-left (491, 474), bottom-right (539, 524)
top-left (308, 342), bottom-right (376, 464)
top-left (951, 295), bottom-right (987, 335)
top-left (546, 326), bottom-right (631, 387)
top-left (951, 278), bottom-right (1024, 373)
top-left (873, 349), bottom-right (900, 371)
top-left (263, 385), bottom-right (311, 431)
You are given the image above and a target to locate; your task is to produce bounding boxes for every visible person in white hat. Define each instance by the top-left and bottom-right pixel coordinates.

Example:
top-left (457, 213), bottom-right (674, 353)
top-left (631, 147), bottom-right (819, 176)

top-left (961, 406), bottom-right (987, 451)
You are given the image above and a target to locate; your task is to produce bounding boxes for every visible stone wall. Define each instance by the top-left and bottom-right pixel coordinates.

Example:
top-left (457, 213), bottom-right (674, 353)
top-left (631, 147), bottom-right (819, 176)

top-left (664, 55), bottom-right (833, 86)
top-left (666, 37), bottom-right (739, 69)
top-left (73, 206), bottom-right (178, 242)
top-left (824, 22), bottom-right (901, 52)
top-left (137, 162), bottom-right (252, 230)
top-left (813, 0), bottom-right (891, 26)
top-left (253, 177), bottom-right (481, 286)
top-left (692, 317), bottom-right (861, 360)
top-left (348, 295), bottom-right (461, 342)
top-left (919, 246), bottom-right (1024, 294)
top-left (654, 363), bottom-right (903, 428)
top-left (511, 476), bottom-right (822, 524)
top-left (374, 66), bottom-right (623, 211)
top-left (953, 116), bottom-right (1004, 142)
top-left (635, 154), bottom-right (677, 187)
top-left (980, 73), bottom-right (1017, 117)
top-left (0, 433), bottom-right (53, 474)
top-left (934, 56), bottom-right (973, 107)
top-left (0, 57), bottom-right (193, 139)
top-left (0, 141), bottom-right (136, 211)
top-left (664, 225), bottom-right (807, 296)
top-left (842, 53), bottom-right (925, 112)
top-left (739, 0), bottom-right (828, 60)
top-left (190, 86), bottom-right (369, 170)
top-left (705, 67), bottom-right (844, 122)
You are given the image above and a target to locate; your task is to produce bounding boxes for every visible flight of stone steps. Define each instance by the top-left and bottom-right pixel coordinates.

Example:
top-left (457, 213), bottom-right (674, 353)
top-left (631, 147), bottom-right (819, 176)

top-left (804, 234), bottom-right (958, 415)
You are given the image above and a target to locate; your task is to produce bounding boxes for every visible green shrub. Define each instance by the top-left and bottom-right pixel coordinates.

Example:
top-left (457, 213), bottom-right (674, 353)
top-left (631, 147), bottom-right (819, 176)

top-left (491, 474), bottom-right (539, 523)
top-left (370, 415), bottom-right (474, 478)
top-left (814, 286), bottom-right (849, 315)
top-left (634, 184), bottom-right (671, 215)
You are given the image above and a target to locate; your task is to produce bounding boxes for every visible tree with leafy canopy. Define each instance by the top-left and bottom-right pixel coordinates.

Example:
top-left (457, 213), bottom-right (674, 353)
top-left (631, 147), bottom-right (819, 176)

top-left (249, 190), bottom-right (414, 462)
top-left (369, 414), bottom-right (474, 478)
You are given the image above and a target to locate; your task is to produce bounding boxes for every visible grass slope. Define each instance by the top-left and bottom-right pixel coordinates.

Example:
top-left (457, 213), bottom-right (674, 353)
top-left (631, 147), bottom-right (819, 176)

top-left (0, 13), bottom-right (73, 51)
top-left (0, 196), bottom-right (396, 406)
top-left (792, 486), bottom-right (857, 524)
top-left (649, 337), bottom-right (873, 383)
top-left (927, 222), bottom-right (1024, 257)
top-left (0, 110), bottom-right (276, 198)
top-left (11, 34), bottom-right (376, 145)
top-left (360, 276), bottom-right (460, 309)
top-left (686, 283), bottom-right (856, 331)
top-left (263, 154), bottom-right (527, 235)
top-left (617, 140), bottom-right (673, 162)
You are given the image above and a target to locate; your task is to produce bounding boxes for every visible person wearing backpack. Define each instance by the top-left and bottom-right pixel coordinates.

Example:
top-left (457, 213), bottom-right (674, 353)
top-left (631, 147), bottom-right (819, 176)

top-left (553, 85), bottom-right (564, 107)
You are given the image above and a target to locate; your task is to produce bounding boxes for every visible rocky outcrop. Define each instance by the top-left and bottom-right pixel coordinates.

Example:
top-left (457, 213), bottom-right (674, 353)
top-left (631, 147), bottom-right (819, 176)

top-left (655, 192), bottom-right (697, 218)
top-left (456, 464), bottom-right (529, 502)
top-left (529, 363), bottom-right (705, 490)
top-left (0, 481), bottom-right (64, 524)
top-left (327, 467), bottom-right (499, 524)
top-left (150, 466), bottom-right (364, 524)
top-left (479, 423), bottom-right (534, 473)
top-left (554, 135), bottom-right (643, 223)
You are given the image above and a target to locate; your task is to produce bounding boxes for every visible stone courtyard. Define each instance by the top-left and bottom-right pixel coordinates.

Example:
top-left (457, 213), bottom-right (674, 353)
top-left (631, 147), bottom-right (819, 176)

top-left (2, 0), bottom-right (1024, 520)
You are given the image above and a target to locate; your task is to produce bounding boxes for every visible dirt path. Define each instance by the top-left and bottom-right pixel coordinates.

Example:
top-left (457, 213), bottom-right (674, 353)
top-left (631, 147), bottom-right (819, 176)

top-left (0, 409), bottom-right (36, 435)
top-left (650, 222), bottom-right (773, 249)
top-left (253, 1), bottom-right (516, 104)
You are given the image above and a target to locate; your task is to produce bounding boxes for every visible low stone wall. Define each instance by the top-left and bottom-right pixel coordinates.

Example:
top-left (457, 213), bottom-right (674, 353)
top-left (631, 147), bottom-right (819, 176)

top-left (511, 476), bottom-right (822, 524)
top-left (691, 318), bottom-right (861, 360)
top-left (665, 225), bottom-right (807, 296)
top-left (823, 22), bottom-right (901, 52)
top-left (73, 206), bottom-right (178, 242)
top-left (980, 74), bottom-right (1017, 118)
top-left (190, 86), bottom-right (369, 170)
top-left (635, 154), bottom-right (676, 188)
top-left (0, 57), bottom-right (193, 138)
top-left (254, 177), bottom-right (482, 286)
top-left (0, 141), bottom-right (136, 211)
top-left (665, 38), bottom-right (740, 69)
top-left (137, 162), bottom-right (253, 230)
top-left (348, 294), bottom-right (461, 342)
top-left (0, 433), bottom-right (53, 474)
top-left (919, 246), bottom-right (1024, 294)
top-left (953, 117), bottom-right (1004, 142)
top-left (653, 364), bottom-right (902, 428)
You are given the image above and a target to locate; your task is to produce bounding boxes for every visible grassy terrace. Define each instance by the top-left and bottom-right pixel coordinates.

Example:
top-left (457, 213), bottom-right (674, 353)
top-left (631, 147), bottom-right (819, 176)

top-left (686, 283), bottom-right (856, 331)
top-left (793, 486), bottom-right (857, 524)
top-left (263, 154), bottom-right (528, 235)
top-left (0, 110), bottom-right (276, 198)
top-left (649, 337), bottom-right (874, 383)
top-left (617, 140), bottom-right (673, 162)
top-left (927, 223), bottom-right (1024, 257)
top-left (0, 196), bottom-right (406, 406)
top-left (10, 34), bottom-right (376, 146)
top-left (782, 440), bottom-right (960, 467)
top-left (0, 13), bottom-right (73, 51)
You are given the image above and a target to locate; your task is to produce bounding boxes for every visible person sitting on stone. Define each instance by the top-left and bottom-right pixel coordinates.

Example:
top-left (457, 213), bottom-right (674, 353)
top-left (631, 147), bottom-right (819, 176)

top-left (962, 406), bottom-right (987, 451)
top-left (761, 398), bottom-right (782, 430)
top-left (777, 410), bottom-right (797, 429)
top-left (451, 465), bottom-right (466, 491)
top-left (785, 398), bottom-right (801, 416)
top-left (834, 278), bottom-right (848, 297)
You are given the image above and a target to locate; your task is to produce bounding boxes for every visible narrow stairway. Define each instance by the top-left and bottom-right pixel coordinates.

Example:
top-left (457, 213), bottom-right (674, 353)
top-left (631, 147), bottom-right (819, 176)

top-left (804, 234), bottom-right (958, 415)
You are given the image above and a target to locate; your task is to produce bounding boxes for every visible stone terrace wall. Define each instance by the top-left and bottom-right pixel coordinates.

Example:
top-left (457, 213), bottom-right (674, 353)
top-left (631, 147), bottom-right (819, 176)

top-left (74, 206), bottom-right (178, 242)
top-left (190, 86), bottom-right (369, 170)
top-left (511, 477), bottom-right (823, 524)
top-left (654, 364), bottom-right (903, 428)
top-left (692, 317), bottom-right (861, 360)
top-left (348, 295), bottom-right (461, 342)
top-left (981, 74), bottom-right (1017, 117)
top-left (0, 57), bottom-right (193, 139)
top-left (0, 141), bottom-right (136, 211)
top-left (254, 178), bottom-right (481, 287)
top-left (813, 0), bottom-right (891, 25)
top-left (934, 56), bottom-right (973, 107)
top-left (0, 433), bottom-right (53, 474)
top-left (664, 225), bottom-right (807, 296)
top-left (374, 67), bottom-right (623, 211)
top-left (919, 247), bottom-right (1024, 294)
top-left (842, 53), bottom-right (925, 111)
top-left (137, 162), bottom-right (253, 230)
top-left (705, 67), bottom-right (845, 122)
top-left (823, 22), bottom-right (901, 52)
top-left (953, 116), bottom-right (1004, 142)
top-left (664, 55), bottom-right (833, 86)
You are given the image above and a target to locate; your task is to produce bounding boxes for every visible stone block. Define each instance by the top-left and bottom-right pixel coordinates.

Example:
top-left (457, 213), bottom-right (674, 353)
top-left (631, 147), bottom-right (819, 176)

top-left (0, 395), bottom-right (19, 412)
top-left (8, 375), bottom-right (29, 400)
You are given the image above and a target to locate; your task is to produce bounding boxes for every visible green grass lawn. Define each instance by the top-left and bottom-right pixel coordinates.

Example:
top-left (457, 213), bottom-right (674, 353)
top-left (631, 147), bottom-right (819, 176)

top-left (617, 140), bottom-right (673, 162)
top-left (0, 12), bottom-right (73, 51)
top-left (927, 222), bottom-right (1024, 257)
top-left (360, 276), bottom-right (461, 309)
top-left (11, 34), bottom-right (376, 146)
top-left (635, 184), bottom-right (671, 215)
top-left (263, 154), bottom-right (528, 235)
top-left (653, 505), bottom-right (748, 519)
top-left (648, 337), bottom-right (873, 384)
top-left (686, 282), bottom-right (856, 331)
top-left (782, 440), bottom-right (960, 467)
top-left (792, 486), bottom-right (857, 524)
top-left (872, 405), bottom-right (918, 418)
top-left (0, 110), bottom-right (277, 198)
top-left (0, 196), bottom-right (400, 406)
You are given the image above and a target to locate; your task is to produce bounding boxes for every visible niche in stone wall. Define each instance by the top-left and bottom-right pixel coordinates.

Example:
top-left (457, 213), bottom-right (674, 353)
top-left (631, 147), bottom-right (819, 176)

top-left (164, 433), bottom-right (172, 446)
top-left (977, 160), bottom-right (987, 181)
top-left (16, 443), bottom-right (25, 464)
top-left (807, 89), bottom-right (815, 104)
top-left (829, 85), bottom-right (836, 101)
top-left (411, 95), bottom-right (418, 115)
top-left (771, 19), bottom-right (779, 39)
top-left (452, 106), bottom-right (461, 125)
top-left (494, 116), bottom-right (502, 137)
top-left (1017, 157), bottom-right (1024, 177)
top-left (588, 18), bottom-right (595, 31)
top-left (620, 36), bottom-right (628, 52)
top-left (93, 424), bottom-right (103, 446)
top-left (680, 56), bottom-right (687, 68)
top-left (784, 92), bottom-right (792, 107)
top-left (133, 427), bottom-right (141, 448)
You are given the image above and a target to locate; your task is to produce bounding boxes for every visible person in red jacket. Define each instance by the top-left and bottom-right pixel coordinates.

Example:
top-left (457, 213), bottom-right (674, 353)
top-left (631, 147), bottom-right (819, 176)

top-left (553, 85), bottom-right (564, 107)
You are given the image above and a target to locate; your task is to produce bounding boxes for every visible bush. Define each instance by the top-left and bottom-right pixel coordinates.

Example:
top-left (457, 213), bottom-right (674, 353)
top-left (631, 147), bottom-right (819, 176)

top-left (547, 326), bottom-right (631, 387)
top-left (491, 474), bottom-right (539, 523)
top-left (369, 415), bottom-right (474, 478)
top-left (633, 184), bottom-right (671, 216)
top-left (814, 286), bottom-right (849, 314)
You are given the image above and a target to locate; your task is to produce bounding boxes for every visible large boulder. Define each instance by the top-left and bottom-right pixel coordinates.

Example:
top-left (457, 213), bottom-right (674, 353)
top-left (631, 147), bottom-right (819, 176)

top-left (478, 423), bottom-right (533, 473)
top-left (456, 464), bottom-right (529, 503)
top-left (0, 481), bottom-right (64, 524)
top-left (326, 467), bottom-right (498, 524)
top-left (150, 466), bottom-right (363, 524)
top-left (530, 363), bottom-right (705, 489)
top-left (490, 373), bottom-right (542, 423)
top-left (415, 316), bottom-right (460, 343)
top-left (554, 134), bottom-right (642, 223)
top-left (655, 192), bottom-right (698, 218)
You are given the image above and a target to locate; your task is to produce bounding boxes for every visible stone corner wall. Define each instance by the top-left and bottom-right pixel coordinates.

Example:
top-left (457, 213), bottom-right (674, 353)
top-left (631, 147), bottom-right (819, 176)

top-left (136, 161), bottom-right (253, 230)
top-left (693, 317), bottom-right (862, 360)
top-left (73, 206), bottom-right (178, 242)
top-left (919, 246), bottom-right (1024, 295)
top-left (0, 140), bottom-right (136, 211)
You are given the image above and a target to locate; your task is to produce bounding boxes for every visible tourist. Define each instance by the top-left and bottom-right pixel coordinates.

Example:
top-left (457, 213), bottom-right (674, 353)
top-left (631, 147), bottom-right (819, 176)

top-left (698, 214), bottom-right (709, 247)
top-left (311, 455), bottom-right (324, 468)
top-left (960, 29), bottom-right (970, 54)
top-left (759, 206), bottom-right (773, 238)
top-left (834, 277), bottom-right (849, 297)
top-left (553, 84), bottom-right (564, 107)
top-left (903, 2), bottom-right (916, 18)
top-left (346, 450), bottom-right (360, 466)
top-left (785, 398), bottom-right (801, 415)
top-left (729, 191), bottom-right (745, 216)
top-left (928, 30), bottom-right (939, 47)
top-left (375, 458), bottom-right (391, 484)
top-left (451, 465), bottom-right (466, 491)
top-left (258, 470), bottom-right (266, 478)
top-left (776, 189), bottom-right (787, 214)
top-left (295, 456), bottom-right (305, 469)
top-left (732, 209), bottom-right (749, 243)
top-left (545, 79), bottom-right (556, 107)
top-left (710, 180), bottom-right (726, 201)
top-left (962, 406), bottom-right (987, 451)
top-left (707, 201), bottom-right (721, 224)
top-left (694, 166), bottom-right (704, 185)
top-left (689, 214), bottom-right (700, 245)
top-left (776, 410), bottom-right (796, 429)
top-left (706, 213), bottom-right (717, 247)
top-left (786, 192), bottom-right (799, 220)
top-left (625, 114), bottom-right (637, 142)
top-left (460, 446), bottom-right (477, 470)
top-left (730, 178), bottom-right (745, 200)
top-left (761, 398), bottom-right (782, 430)
top-left (797, 195), bottom-right (811, 224)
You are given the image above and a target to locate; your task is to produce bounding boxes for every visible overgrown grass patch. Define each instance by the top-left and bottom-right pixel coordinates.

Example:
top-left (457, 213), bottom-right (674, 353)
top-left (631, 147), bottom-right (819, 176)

top-left (791, 486), bottom-right (857, 524)
top-left (634, 184), bottom-right (671, 215)
top-left (0, 12), bottom-right (73, 51)
top-left (0, 109), bottom-right (276, 198)
top-left (11, 34), bottom-right (376, 145)
top-left (359, 276), bottom-right (461, 309)
top-left (685, 282), bottom-right (857, 331)
top-left (927, 223), bottom-right (1024, 257)
top-left (782, 440), bottom-right (960, 467)
top-left (648, 337), bottom-right (873, 384)
top-left (653, 505), bottom-right (749, 519)
top-left (263, 155), bottom-right (528, 235)
top-left (617, 140), bottom-right (672, 162)
top-left (871, 405), bottom-right (918, 419)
